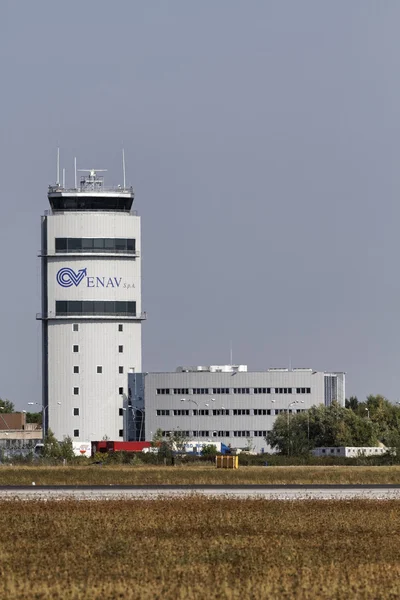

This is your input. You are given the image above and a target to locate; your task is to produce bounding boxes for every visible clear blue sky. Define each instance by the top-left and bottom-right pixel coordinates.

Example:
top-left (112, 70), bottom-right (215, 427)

top-left (2, 1), bottom-right (400, 409)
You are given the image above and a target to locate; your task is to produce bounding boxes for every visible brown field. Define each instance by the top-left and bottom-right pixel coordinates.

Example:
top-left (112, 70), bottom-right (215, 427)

top-left (0, 498), bottom-right (399, 599)
top-left (1, 464), bottom-right (400, 485)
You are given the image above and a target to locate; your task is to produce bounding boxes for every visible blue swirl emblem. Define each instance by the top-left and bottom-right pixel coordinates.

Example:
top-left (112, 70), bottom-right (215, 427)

top-left (56, 267), bottom-right (87, 288)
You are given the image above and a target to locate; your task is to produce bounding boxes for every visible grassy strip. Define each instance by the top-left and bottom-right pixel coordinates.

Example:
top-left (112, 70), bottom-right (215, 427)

top-left (1, 464), bottom-right (400, 485)
top-left (0, 498), bottom-right (399, 599)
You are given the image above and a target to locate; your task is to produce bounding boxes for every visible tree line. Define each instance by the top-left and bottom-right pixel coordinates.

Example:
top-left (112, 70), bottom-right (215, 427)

top-left (266, 395), bottom-right (400, 455)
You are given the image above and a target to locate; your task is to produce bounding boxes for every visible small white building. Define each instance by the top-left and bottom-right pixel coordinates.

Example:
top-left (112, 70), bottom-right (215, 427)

top-left (312, 446), bottom-right (388, 457)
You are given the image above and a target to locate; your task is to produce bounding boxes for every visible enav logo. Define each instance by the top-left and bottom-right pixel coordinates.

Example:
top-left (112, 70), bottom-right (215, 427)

top-left (56, 267), bottom-right (135, 289)
top-left (57, 267), bottom-right (87, 288)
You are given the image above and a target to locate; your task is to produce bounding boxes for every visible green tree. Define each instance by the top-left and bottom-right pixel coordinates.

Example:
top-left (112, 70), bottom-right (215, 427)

top-left (345, 396), bottom-right (359, 411)
top-left (59, 436), bottom-right (75, 461)
top-left (266, 402), bottom-right (378, 455)
top-left (43, 429), bottom-right (61, 459)
top-left (201, 444), bottom-right (218, 456)
top-left (152, 428), bottom-right (164, 445)
top-left (26, 412), bottom-right (42, 425)
top-left (0, 399), bottom-right (14, 413)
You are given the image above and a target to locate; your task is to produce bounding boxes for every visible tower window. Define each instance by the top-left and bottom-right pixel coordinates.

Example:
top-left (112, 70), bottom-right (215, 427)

top-left (119, 345), bottom-right (123, 353)
top-left (119, 366), bottom-right (124, 374)
top-left (73, 324), bottom-right (79, 332)
top-left (118, 324), bottom-right (123, 332)
top-left (119, 408), bottom-right (124, 416)
top-left (97, 366), bottom-right (102, 374)
top-left (73, 429), bottom-right (79, 437)
top-left (73, 387), bottom-right (79, 395)
top-left (73, 408), bottom-right (79, 416)
top-left (119, 387), bottom-right (124, 395)
top-left (73, 366), bottom-right (79, 374)
top-left (73, 345), bottom-right (79, 353)
top-left (119, 429), bottom-right (123, 437)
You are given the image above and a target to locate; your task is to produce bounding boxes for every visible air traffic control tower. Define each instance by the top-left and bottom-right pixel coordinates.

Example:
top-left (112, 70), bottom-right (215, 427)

top-left (38, 166), bottom-right (144, 442)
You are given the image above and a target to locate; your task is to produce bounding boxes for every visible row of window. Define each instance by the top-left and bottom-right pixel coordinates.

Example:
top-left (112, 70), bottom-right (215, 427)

top-left (72, 323), bottom-right (125, 332)
top-left (72, 408), bottom-right (126, 417)
top-left (55, 237), bottom-right (136, 253)
top-left (73, 366), bottom-right (125, 374)
top-left (72, 429), bottom-right (124, 438)
top-left (58, 301), bottom-right (136, 316)
top-left (160, 430), bottom-right (270, 438)
top-left (156, 408), bottom-right (305, 416)
top-left (73, 345), bottom-right (124, 353)
top-left (72, 386), bottom-right (125, 395)
top-left (156, 387), bottom-right (312, 395)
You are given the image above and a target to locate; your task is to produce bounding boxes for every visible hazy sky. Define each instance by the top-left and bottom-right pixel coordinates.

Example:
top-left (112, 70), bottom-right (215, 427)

top-left (2, 1), bottom-right (400, 409)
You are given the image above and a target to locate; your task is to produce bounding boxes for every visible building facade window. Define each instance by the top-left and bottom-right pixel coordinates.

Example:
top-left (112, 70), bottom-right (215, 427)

top-left (156, 409), bottom-right (170, 416)
top-left (212, 388), bottom-right (230, 394)
top-left (73, 366), bottom-right (79, 374)
top-left (118, 324), bottom-right (123, 332)
top-left (73, 429), bottom-right (79, 437)
top-left (119, 345), bottom-right (123, 353)
top-left (119, 408), bottom-right (124, 416)
top-left (173, 388), bottom-right (189, 395)
top-left (119, 366), bottom-right (124, 374)
top-left (119, 387), bottom-right (124, 395)
top-left (73, 323), bottom-right (79, 332)
top-left (56, 301), bottom-right (136, 317)
top-left (73, 408), bottom-right (79, 416)
top-left (233, 388), bottom-right (250, 394)
top-left (156, 389), bottom-right (170, 395)
top-left (119, 429), bottom-right (123, 437)
top-left (192, 388), bottom-right (209, 394)
top-left (173, 409), bottom-right (189, 416)
top-left (55, 237), bottom-right (136, 254)
top-left (73, 345), bottom-right (79, 353)
top-left (97, 366), bottom-right (102, 374)
top-left (73, 387), bottom-right (79, 395)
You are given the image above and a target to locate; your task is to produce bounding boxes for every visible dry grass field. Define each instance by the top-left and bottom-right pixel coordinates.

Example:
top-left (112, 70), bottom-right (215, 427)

top-left (0, 498), bottom-right (399, 599)
top-left (1, 464), bottom-right (400, 485)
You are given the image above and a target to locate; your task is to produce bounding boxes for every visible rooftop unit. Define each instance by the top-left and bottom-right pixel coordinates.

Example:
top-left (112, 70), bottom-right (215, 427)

top-left (176, 365), bottom-right (248, 373)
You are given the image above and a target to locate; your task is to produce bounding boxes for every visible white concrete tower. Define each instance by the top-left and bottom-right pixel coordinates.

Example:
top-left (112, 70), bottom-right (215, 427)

top-left (38, 164), bottom-right (144, 442)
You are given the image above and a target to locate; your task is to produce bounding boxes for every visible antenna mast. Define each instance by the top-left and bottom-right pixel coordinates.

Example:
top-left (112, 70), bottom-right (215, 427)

top-left (74, 157), bottom-right (77, 189)
top-left (122, 148), bottom-right (126, 189)
top-left (62, 168), bottom-right (65, 189)
top-left (56, 148), bottom-right (60, 185)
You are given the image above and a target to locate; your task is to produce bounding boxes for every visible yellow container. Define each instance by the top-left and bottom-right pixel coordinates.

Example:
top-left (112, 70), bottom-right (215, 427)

top-left (215, 455), bottom-right (239, 469)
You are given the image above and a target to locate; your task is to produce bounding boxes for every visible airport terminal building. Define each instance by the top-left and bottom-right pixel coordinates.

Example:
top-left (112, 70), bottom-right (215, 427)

top-left (128, 366), bottom-right (345, 453)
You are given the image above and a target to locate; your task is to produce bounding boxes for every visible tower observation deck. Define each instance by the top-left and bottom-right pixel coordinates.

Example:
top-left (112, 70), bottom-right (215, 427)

top-left (39, 165), bottom-right (144, 443)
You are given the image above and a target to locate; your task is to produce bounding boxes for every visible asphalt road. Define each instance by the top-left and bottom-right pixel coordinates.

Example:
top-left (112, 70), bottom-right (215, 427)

top-left (1, 485), bottom-right (400, 500)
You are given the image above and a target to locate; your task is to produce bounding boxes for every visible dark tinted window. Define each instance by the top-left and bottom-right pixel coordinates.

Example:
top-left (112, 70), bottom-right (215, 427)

top-left (74, 429), bottom-right (79, 437)
top-left (55, 238), bottom-right (67, 251)
top-left (56, 301), bottom-right (136, 316)
top-left (73, 408), bottom-right (79, 416)
top-left (55, 237), bottom-right (136, 253)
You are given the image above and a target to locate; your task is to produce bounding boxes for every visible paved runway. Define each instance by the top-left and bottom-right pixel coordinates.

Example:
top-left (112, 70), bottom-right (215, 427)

top-left (1, 485), bottom-right (400, 500)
